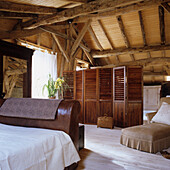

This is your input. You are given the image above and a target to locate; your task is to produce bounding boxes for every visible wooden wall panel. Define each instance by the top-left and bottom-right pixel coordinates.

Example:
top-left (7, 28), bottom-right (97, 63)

top-left (84, 69), bottom-right (97, 124)
top-left (127, 102), bottom-right (143, 127)
top-left (85, 101), bottom-right (97, 124)
top-left (99, 101), bottom-right (112, 117)
top-left (99, 68), bottom-right (112, 99)
top-left (113, 66), bottom-right (143, 128)
top-left (76, 70), bottom-right (84, 123)
top-left (113, 102), bottom-right (125, 127)
top-left (85, 69), bottom-right (96, 99)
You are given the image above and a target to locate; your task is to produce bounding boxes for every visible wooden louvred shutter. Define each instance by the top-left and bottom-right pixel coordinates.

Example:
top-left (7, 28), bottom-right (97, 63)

top-left (114, 67), bottom-right (125, 101)
top-left (99, 68), bottom-right (112, 99)
top-left (127, 67), bottom-right (142, 101)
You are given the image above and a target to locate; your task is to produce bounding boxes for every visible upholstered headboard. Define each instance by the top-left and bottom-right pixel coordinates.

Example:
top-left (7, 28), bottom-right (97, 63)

top-left (0, 99), bottom-right (80, 150)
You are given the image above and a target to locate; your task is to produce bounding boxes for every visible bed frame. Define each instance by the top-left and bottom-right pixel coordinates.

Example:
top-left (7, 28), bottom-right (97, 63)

top-left (0, 99), bottom-right (80, 170)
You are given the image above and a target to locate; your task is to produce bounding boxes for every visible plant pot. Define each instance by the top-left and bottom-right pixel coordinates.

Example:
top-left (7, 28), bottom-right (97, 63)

top-left (49, 96), bottom-right (56, 99)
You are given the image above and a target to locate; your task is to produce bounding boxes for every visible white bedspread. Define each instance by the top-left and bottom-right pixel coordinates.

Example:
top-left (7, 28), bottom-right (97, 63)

top-left (0, 123), bottom-right (80, 170)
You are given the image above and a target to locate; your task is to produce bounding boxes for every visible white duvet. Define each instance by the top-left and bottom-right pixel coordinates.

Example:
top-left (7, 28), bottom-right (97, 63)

top-left (0, 123), bottom-right (80, 170)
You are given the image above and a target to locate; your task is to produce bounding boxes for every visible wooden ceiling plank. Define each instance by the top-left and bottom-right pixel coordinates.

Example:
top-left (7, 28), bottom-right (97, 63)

top-left (88, 26), bottom-right (103, 51)
top-left (23, 0), bottom-right (150, 29)
top-left (161, 2), bottom-right (170, 12)
top-left (0, 1), bottom-right (58, 14)
top-left (159, 6), bottom-right (165, 45)
top-left (0, 11), bottom-right (38, 19)
top-left (71, 19), bottom-right (91, 57)
top-left (92, 45), bottom-right (170, 58)
top-left (52, 33), bottom-right (69, 62)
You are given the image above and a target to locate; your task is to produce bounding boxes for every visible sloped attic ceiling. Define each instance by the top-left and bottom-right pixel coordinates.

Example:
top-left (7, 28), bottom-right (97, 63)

top-left (0, 0), bottom-right (170, 84)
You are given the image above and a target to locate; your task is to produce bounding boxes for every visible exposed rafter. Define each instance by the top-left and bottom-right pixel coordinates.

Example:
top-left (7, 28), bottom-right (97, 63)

top-left (71, 19), bottom-right (91, 56)
top-left (40, 26), bottom-right (90, 52)
top-left (138, 11), bottom-right (147, 46)
top-left (116, 15), bottom-right (130, 48)
top-left (0, 1), bottom-right (58, 14)
top-left (97, 20), bottom-right (114, 49)
top-left (72, 23), bottom-right (95, 66)
top-left (159, 5), bottom-right (165, 45)
top-left (92, 45), bottom-right (170, 58)
top-left (116, 15), bottom-right (135, 61)
top-left (52, 33), bottom-right (69, 62)
top-left (161, 2), bottom-right (170, 12)
top-left (88, 26), bottom-right (103, 51)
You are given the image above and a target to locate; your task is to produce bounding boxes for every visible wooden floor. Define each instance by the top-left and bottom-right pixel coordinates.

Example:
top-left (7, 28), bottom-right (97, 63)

top-left (77, 125), bottom-right (170, 170)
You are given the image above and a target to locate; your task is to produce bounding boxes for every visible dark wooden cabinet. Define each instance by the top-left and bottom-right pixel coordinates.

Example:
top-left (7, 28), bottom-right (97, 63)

top-left (63, 66), bottom-right (143, 127)
top-left (113, 66), bottom-right (143, 127)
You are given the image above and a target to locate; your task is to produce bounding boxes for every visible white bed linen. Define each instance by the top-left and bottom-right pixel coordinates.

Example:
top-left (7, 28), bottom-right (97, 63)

top-left (0, 123), bottom-right (80, 170)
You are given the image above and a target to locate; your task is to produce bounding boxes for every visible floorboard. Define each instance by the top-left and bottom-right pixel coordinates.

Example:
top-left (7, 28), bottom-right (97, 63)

top-left (77, 125), bottom-right (170, 170)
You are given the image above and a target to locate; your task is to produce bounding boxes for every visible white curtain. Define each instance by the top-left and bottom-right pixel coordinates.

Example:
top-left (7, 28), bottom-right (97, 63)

top-left (32, 50), bottom-right (57, 98)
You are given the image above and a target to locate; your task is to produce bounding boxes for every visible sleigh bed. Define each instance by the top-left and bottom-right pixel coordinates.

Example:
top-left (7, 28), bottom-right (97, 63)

top-left (0, 98), bottom-right (80, 170)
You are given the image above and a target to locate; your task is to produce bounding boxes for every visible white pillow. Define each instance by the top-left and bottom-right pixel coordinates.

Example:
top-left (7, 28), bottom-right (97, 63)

top-left (152, 102), bottom-right (170, 125)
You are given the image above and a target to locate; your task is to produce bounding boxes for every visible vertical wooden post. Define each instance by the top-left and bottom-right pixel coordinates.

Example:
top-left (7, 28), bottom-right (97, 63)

top-left (27, 57), bottom-right (32, 97)
top-left (0, 53), bottom-right (3, 97)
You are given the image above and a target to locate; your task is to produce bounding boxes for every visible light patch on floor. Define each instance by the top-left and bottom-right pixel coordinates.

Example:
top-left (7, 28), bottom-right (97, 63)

top-left (77, 125), bottom-right (170, 170)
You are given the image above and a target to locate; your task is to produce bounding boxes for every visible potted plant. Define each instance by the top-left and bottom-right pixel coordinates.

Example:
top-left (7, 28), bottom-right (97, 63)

top-left (42, 74), bottom-right (58, 99)
top-left (55, 77), bottom-right (70, 99)
top-left (43, 74), bottom-right (70, 99)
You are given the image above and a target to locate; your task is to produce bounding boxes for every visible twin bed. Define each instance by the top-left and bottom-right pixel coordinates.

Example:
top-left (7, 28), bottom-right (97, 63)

top-left (0, 98), bottom-right (81, 170)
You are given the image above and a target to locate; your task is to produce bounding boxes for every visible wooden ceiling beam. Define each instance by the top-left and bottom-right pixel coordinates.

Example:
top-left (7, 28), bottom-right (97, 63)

top-left (143, 71), bottom-right (167, 75)
top-left (159, 6), bottom-right (165, 45)
top-left (0, 25), bottom-right (69, 39)
top-left (93, 57), bottom-right (170, 70)
top-left (161, 2), bottom-right (170, 12)
top-left (92, 45), bottom-right (170, 58)
top-left (73, 0), bottom-right (169, 23)
top-left (88, 26), bottom-right (103, 51)
top-left (0, 1), bottom-right (58, 14)
top-left (52, 33), bottom-right (69, 62)
top-left (0, 28), bottom-right (44, 39)
top-left (23, 0), bottom-right (148, 29)
top-left (71, 19), bottom-right (91, 56)
top-left (0, 11), bottom-right (38, 19)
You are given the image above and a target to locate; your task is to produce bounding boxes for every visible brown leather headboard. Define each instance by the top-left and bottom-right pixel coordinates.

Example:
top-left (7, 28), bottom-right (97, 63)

top-left (0, 99), bottom-right (80, 150)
